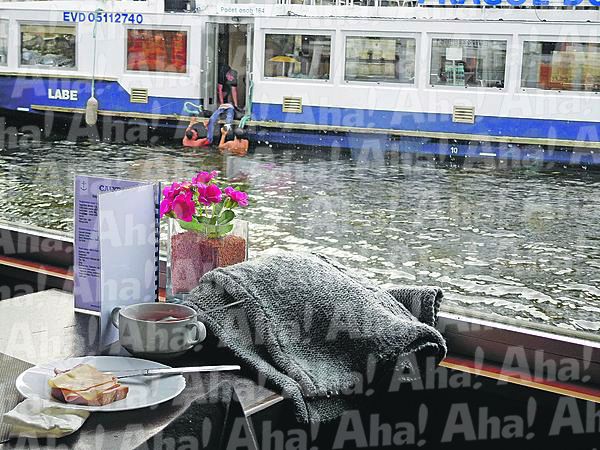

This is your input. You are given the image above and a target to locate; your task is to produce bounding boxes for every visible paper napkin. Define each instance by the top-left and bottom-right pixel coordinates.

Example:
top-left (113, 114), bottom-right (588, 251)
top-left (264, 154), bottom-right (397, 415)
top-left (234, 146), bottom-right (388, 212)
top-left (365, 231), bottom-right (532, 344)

top-left (2, 398), bottom-right (90, 438)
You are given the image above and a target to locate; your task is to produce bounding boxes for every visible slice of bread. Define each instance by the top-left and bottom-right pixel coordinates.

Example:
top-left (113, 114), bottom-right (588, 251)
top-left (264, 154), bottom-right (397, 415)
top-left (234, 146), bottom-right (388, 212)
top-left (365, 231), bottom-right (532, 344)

top-left (51, 384), bottom-right (129, 406)
top-left (49, 364), bottom-right (129, 406)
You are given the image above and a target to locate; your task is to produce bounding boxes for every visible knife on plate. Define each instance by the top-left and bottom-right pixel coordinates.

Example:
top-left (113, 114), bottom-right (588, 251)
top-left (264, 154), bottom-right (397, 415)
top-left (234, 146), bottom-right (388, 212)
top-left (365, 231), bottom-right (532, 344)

top-left (107, 365), bottom-right (241, 379)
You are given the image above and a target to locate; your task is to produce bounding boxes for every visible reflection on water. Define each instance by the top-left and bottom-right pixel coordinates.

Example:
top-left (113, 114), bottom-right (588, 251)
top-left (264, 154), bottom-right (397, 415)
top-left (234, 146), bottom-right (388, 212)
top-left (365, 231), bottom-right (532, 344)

top-left (0, 140), bottom-right (599, 332)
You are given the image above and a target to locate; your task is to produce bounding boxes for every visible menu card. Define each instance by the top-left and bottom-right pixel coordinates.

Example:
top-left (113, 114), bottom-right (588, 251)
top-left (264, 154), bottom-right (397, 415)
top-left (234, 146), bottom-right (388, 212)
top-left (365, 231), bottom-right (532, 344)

top-left (97, 184), bottom-right (160, 349)
top-left (73, 175), bottom-right (158, 314)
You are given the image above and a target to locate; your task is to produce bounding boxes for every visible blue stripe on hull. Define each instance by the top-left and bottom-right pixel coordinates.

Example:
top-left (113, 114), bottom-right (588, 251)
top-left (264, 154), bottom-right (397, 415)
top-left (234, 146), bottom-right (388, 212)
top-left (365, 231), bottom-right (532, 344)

top-left (252, 103), bottom-right (600, 144)
top-left (1, 76), bottom-right (597, 144)
top-left (0, 76), bottom-right (198, 116)
top-left (0, 76), bottom-right (598, 164)
top-left (251, 129), bottom-right (600, 166)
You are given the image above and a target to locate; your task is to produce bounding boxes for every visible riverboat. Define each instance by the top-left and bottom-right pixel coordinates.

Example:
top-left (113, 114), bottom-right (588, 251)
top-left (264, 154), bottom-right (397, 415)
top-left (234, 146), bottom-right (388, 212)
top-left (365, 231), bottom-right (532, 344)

top-left (0, 0), bottom-right (598, 164)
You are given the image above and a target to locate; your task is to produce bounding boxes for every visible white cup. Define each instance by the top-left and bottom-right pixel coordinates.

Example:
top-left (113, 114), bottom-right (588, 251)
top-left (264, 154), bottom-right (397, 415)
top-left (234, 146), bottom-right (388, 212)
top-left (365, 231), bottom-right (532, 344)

top-left (111, 303), bottom-right (206, 358)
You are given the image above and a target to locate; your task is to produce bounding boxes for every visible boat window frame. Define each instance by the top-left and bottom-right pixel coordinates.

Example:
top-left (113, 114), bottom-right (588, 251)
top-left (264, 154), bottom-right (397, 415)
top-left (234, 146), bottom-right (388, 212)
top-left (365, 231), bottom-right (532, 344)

top-left (2, 220), bottom-right (600, 393)
top-left (427, 33), bottom-right (511, 91)
top-left (17, 21), bottom-right (78, 71)
top-left (261, 29), bottom-right (335, 83)
top-left (341, 32), bottom-right (419, 87)
top-left (518, 35), bottom-right (600, 96)
top-left (123, 25), bottom-right (191, 76)
top-left (437, 308), bottom-right (600, 388)
top-left (0, 18), bottom-right (8, 66)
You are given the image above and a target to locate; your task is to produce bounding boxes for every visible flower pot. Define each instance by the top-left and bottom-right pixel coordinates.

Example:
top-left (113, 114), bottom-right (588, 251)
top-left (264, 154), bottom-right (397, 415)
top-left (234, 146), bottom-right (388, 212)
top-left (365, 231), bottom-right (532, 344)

top-left (166, 218), bottom-right (248, 301)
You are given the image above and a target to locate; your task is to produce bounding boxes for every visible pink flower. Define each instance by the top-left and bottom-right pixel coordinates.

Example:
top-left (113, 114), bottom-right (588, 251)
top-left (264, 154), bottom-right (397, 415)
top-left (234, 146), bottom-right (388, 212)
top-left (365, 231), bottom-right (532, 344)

top-left (159, 198), bottom-right (172, 218)
top-left (171, 191), bottom-right (196, 222)
top-left (197, 183), bottom-right (222, 206)
top-left (161, 181), bottom-right (194, 219)
top-left (162, 182), bottom-right (188, 201)
top-left (162, 182), bottom-right (177, 199)
top-left (192, 171), bottom-right (218, 185)
top-left (224, 186), bottom-right (248, 207)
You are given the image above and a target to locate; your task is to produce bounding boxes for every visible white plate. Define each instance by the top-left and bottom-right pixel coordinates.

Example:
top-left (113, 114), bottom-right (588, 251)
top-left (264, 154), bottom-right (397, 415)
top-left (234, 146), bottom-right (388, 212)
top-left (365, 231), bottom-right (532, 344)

top-left (15, 356), bottom-right (186, 412)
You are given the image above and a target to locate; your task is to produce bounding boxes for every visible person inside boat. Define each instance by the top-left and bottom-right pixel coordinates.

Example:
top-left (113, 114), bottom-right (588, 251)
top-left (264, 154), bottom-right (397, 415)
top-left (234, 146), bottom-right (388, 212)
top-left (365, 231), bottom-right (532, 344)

top-left (218, 126), bottom-right (249, 157)
top-left (218, 64), bottom-right (239, 109)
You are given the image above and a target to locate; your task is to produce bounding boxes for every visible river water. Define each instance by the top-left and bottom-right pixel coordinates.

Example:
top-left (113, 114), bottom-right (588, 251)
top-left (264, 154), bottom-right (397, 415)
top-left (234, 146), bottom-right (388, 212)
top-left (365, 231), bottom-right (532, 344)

top-left (1, 139), bottom-right (599, 334)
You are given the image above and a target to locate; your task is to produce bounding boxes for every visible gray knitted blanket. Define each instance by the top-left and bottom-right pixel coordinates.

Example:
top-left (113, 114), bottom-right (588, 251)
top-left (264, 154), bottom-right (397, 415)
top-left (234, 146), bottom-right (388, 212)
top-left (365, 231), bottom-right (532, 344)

top-left (183, 251), bottom-right (446, 423)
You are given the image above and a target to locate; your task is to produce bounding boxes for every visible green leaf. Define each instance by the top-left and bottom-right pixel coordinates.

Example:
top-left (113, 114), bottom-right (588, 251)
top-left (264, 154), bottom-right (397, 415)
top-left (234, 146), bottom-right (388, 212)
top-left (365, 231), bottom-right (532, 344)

top-left (217, 210), bottom-right (235, 225)
top-left (178, 218), bottom-right (205, 232)
top-left (216, 223), bottom-right (234, 237)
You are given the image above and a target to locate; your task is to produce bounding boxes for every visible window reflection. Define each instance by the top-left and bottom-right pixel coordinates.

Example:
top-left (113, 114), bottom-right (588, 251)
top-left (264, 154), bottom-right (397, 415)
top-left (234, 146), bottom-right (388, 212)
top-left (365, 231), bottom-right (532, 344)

top-left (264, 34), bottom-right (331, 80)
top-left (430, 38), bottom-right (506, 88)
top-left (0, 20), bottom-right (7, 65)
top-left (345, 36), bottom-right (415, 83)
top-left (20, 24), bottom-right (76, 68)
top-left (522, 41), bottom-right (600, 92)
top-left (127, 29), bottom-right (187, 74)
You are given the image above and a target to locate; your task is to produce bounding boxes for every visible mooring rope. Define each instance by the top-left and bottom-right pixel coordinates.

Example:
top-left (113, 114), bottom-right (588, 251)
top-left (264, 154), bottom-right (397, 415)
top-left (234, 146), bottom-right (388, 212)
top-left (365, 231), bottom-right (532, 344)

top-left (183, 101), bottom-right (204, 116)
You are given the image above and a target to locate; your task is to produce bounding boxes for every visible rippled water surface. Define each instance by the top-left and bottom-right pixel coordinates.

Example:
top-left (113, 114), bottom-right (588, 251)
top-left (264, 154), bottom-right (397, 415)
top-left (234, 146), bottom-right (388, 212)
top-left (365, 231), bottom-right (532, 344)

top-left (1, 140), bottom-right (599, 333)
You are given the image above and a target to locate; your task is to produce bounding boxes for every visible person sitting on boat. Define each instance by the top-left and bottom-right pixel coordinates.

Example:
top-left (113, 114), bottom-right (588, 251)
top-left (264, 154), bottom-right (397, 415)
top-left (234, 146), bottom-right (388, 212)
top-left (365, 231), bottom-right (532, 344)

top-left (218, 126), bottom-right (249, 157)
top-left (218, 64), bottom-right (239, 109)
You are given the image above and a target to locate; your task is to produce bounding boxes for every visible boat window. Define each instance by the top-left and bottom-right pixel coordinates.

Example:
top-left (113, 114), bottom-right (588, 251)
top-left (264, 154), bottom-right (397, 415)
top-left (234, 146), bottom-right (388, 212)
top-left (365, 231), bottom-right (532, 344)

top-left (0, 20), bottom-right (7, 65)
top-left (264, 34), bottom-right (331, 80)
top-left (345, 36), bottom-right (416, 84)
top-left (20, 24), bottom-right (76, 69)
top-left (127, 29), bottom-right (187, 74)
top-left (521, 41), bottom-right (600, 92)
top-left (429, 38), bottom-right (506, 88)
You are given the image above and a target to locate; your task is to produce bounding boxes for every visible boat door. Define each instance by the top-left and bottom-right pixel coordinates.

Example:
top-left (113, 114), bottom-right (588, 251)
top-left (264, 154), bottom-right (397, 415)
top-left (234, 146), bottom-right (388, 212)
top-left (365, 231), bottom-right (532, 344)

top-left (203, 21), bottom-right (254, 112)
top-left (202, 22), bottom-right (218, 110)
top-left (245, 23), bottom-right (254, 115)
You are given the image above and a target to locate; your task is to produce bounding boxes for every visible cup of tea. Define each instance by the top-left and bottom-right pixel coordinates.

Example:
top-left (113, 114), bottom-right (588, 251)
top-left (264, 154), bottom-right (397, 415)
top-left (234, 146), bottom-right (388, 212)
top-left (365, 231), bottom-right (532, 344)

top-left (110, 303), bottom-right (206, 358)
